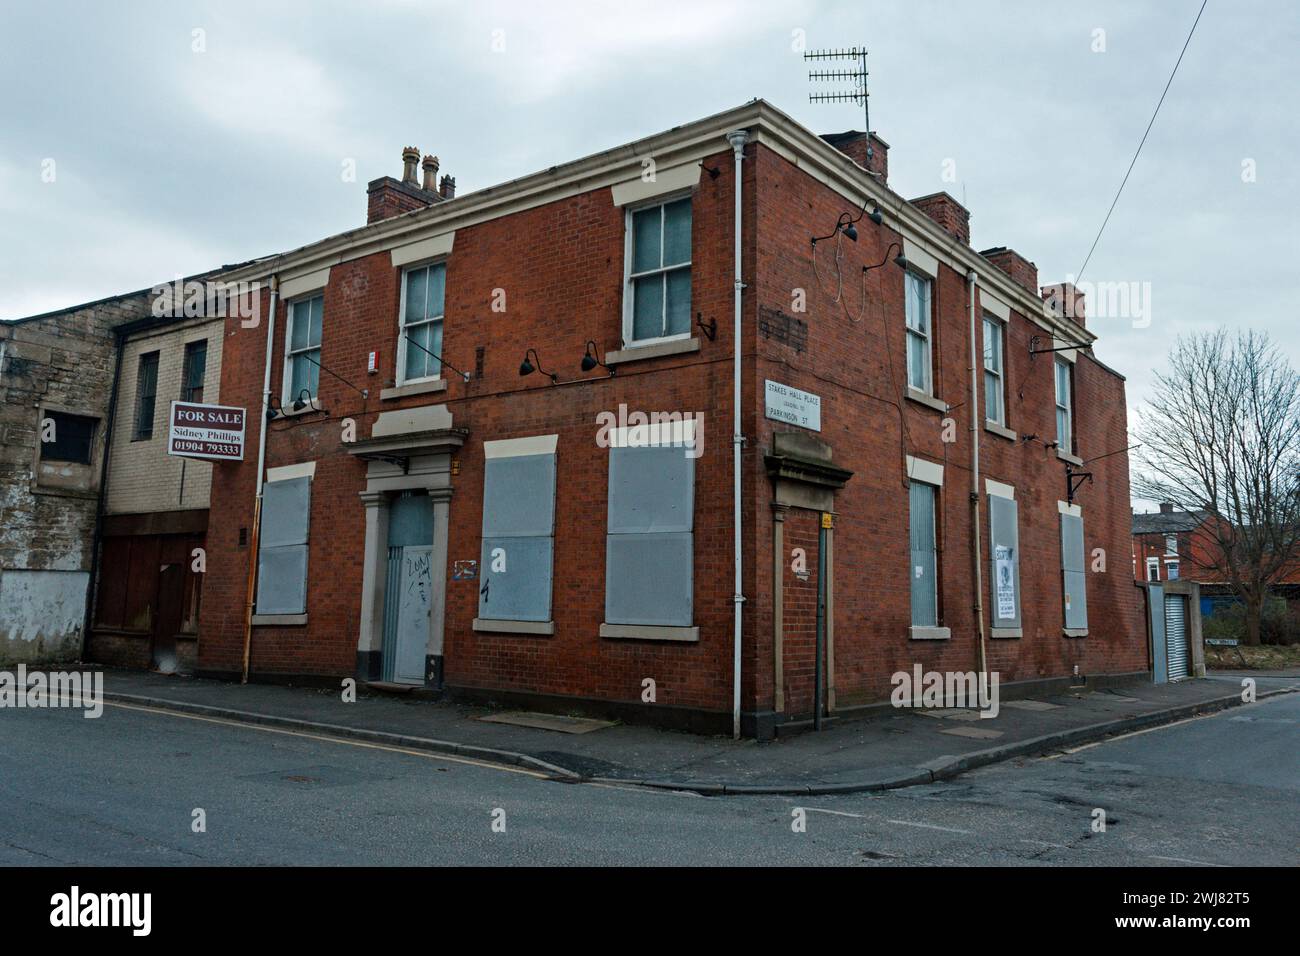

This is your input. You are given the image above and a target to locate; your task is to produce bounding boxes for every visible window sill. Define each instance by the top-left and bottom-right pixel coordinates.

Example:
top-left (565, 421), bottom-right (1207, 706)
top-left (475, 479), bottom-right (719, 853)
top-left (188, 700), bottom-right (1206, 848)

top-left (984, 421), bottom-right (1017, 442)
top-left (600, 622), bottom-right (699, 642)
top-left (909, 626), bottom-right (951, 641)
top-left (1063, 627), bottom-right (1088, 638)
top-left (381, 379), bottom-right (448, 401)
top-left (989, 626), bottom-right (1022, 639)
top-left (276, 403), bottom-right (324, 419)
top-left (905, 388), bottom-right (948, 414)
top-left (473, 618), bottom-right (554, 636)
top-left (1056, 449), bottom-right (1084, 466)
top-left (251, 613), bottom-right (307, 626)
top-left (606, 337), bottom-right (700, 366)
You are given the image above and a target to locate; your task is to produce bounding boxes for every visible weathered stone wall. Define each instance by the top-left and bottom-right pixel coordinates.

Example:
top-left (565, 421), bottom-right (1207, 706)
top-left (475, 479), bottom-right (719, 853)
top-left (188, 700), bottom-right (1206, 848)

top-left (0, 293), bottom-right (150, 662)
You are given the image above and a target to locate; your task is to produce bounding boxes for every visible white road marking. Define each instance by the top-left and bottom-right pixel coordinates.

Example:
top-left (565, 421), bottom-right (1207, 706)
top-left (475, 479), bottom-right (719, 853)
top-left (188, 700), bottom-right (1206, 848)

top-left (802, 807), bottom-right (867, 819)
top-left (1149, 855), bottom-right (1227, 867)
top-left (886, 818), bottom-right (973, 835)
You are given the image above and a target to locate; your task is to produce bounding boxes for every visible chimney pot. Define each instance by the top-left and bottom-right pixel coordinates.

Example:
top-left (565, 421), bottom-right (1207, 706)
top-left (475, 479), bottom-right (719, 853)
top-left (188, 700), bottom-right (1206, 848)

top-left (439, 174), bottom-right (456, 200)
top-left (421, 154), bottom-right (440, 192)
top-left (401, 146), bottom-right (420, 184)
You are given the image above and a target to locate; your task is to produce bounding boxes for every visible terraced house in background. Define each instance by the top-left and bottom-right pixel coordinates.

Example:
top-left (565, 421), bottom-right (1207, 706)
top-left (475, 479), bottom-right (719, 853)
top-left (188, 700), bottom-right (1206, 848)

top-left (175, 99), bottom-right (1145, 738)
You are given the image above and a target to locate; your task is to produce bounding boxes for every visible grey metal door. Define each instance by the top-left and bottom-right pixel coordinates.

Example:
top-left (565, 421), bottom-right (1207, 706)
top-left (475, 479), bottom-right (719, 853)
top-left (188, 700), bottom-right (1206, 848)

top-left (1149, 584), bottom-right (1167, 684)
top-left (381, 492), bottom-right (434, 684)
top-left (1165, 593), bottom-right (1189, 681)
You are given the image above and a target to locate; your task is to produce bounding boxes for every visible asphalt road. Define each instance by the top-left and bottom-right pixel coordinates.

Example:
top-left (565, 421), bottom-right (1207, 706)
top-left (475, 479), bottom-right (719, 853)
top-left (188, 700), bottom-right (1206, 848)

top-left (0, 692), bottom-right (1295, 866)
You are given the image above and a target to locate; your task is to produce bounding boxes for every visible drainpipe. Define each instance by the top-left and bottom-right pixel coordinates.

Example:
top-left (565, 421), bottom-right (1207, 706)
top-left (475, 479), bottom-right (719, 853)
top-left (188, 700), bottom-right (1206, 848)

top-left (241, 275), bottom-right (279, 683)
top-left (727, 129), bottom-right (748, 740)
top-left (967, 270), bottom-right (988, 678)
top-left (82, 329), bottom-right (127, 656)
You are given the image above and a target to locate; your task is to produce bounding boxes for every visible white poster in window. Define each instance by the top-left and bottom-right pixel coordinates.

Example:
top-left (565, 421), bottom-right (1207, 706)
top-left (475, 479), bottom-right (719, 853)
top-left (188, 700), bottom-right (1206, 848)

top-left (994, 545), bottom-right (1016, 620)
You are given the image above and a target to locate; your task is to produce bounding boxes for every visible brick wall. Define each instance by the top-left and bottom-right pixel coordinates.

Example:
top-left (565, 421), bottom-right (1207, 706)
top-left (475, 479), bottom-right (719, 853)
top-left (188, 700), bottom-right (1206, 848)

top-left (105, 316), bottom-right (223, 514)
top-left (751, 144), bottom-right (1146, 711)
top-left (199, 136), bottom-right (1147, 725)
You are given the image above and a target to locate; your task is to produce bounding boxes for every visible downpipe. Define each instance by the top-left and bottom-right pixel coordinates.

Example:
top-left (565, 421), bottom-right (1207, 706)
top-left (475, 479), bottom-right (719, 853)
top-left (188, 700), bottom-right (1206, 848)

top-left (241, 275), bottom-right (278, 683)
top-left (967, 270), bottom-right (988, 678)
top-left (727, 129), bottom-right (748, 739)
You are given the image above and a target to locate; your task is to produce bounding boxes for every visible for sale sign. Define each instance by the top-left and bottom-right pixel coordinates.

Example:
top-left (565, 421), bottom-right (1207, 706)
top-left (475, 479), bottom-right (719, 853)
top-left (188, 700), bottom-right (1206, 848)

top-left (167, 401), bottom-right (246, 461)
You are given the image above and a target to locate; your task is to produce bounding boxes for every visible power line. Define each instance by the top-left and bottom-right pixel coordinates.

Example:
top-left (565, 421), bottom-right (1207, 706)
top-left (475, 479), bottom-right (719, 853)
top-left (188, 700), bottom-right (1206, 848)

top-left (1075, 0), bottom-right (1208, 283)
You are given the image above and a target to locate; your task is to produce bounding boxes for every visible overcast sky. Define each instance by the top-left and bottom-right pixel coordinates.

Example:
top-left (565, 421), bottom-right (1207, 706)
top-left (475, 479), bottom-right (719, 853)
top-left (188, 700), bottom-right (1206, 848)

top-left (2, 0), bottom-right (1294, 489)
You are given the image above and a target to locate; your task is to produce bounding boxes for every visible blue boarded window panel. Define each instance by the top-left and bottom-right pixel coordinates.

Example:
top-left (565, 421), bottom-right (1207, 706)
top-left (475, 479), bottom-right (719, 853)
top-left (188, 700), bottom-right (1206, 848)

top-left (256, 476), bottom-right (310, 614)
top-left (478, 451), bottom-right (556, 622)
top-left (1060, 512), bottom-right (1088, 629)
top-left (909, 481), bottom-right (938, 627)
top-left (606, 445), bottom-right (694, 626)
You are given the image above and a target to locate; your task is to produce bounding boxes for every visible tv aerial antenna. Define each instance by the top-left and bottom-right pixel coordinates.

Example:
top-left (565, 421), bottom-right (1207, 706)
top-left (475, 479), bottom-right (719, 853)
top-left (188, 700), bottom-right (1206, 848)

top-left (806, 46), bottom-right (870, 135)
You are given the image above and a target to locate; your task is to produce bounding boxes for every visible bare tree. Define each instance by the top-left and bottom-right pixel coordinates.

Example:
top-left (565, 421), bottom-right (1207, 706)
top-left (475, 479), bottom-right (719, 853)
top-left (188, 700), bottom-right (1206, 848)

top-left (1134, 330), bottom-right (1300, 645)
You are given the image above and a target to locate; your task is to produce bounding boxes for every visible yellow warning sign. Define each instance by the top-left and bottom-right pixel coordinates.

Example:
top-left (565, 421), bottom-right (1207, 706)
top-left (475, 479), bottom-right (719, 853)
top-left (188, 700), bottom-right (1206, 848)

top-left (821, 512), bottom-right (834, 529)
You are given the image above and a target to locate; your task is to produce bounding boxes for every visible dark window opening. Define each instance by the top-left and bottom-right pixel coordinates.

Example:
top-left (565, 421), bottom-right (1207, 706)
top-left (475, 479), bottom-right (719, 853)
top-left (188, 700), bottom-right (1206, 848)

top-left (134, 351), bottom-right (160, 440)
top-left (41, 410), bottom-right (97, 464)
top-left (182, 340), bottom-right (208, 404)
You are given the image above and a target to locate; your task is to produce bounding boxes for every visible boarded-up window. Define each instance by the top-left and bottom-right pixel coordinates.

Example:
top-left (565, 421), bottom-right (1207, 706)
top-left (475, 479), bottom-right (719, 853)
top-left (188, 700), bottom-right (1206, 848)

top-left (909, 481), bottom-right (938, 626)
top-left (256, 476), bottom-right (310, 614)
top-left (1061, 511), bottom-right (1088, 629)
top-left (605, 431), bottom-right (694, 626)
top-left (989, 494), bottom-right (1022, 626)
top-left (478, 441), bottom-right (556, 622)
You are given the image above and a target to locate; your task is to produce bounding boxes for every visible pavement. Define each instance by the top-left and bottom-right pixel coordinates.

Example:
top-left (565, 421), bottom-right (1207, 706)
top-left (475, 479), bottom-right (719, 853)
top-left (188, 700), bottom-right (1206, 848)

top-left (83, 667), bottom-right (1299, 796)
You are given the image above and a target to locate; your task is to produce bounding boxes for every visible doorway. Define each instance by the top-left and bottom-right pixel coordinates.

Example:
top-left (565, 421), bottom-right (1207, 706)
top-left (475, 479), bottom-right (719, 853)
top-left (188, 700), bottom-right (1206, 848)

top-left (381, 491), bottom-right (434, 684)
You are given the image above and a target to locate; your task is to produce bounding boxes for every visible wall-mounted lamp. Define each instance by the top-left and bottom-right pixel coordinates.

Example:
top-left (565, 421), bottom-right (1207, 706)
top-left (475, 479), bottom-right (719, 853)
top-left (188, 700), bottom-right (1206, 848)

top-left (292, 388), bottom-right (318, 412)
top-left (266, 397), bottom-right (283, 421)
top-left (519, 348), bottom-right (556, 383)
top-left (811, 200), bottom-right (883, 248)
top-left (580, 341), bottom-right (615, 375)
top-left (862, 241), bottom-right (908, 274)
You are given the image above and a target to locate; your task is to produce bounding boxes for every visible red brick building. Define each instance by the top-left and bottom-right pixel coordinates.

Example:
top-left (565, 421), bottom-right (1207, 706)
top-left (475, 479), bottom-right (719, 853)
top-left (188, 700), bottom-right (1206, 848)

top-left (196, 100), bottom-right (1146, 736)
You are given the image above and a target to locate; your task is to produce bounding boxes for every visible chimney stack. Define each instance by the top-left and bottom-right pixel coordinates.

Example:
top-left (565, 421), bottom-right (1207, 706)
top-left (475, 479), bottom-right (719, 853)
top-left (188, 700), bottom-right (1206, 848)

top-left (401, 146), bottom-right (420, 185)
top-left (820, 130), bottom-right (889, 186)
top-left (1160, 502), bottom-right (1175, 514)
top-left (1042, 282), bottom-right (1087, 328)
top-left (421, 154), bottom-right (440, 192)
top-left (366, 146), bottom-right (446, 224)
top-left (439, 174), bottom-right (456, 200)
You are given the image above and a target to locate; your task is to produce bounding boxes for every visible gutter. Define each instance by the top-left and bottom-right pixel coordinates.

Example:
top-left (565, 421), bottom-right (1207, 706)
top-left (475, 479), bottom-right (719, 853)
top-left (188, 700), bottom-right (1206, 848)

top-left (727, 129), bottom-right (749, 740)
top-left (240, 275), bottom-right (279, 683)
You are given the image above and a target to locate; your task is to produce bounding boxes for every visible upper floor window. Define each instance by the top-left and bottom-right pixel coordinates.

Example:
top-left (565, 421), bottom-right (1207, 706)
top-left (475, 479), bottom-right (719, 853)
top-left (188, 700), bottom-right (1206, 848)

top-left (983, 316), bottom-right (1005, 425)
top-left (1054, 357), bottom-right (1073, 452)
top-left (905, 271), bottom-right (933, 394)
top-left (182, 340), bottom-right (208, 404)
top-left (1145, 556), bottom-right (1161, 582)
top-left (284, 295), bottom-right (323, 404)
top-left (1165, 534), bottom-right (1178, 556)
top-left (398, 262), bottom-right (446, 384)
top-left (42, 410), bottom-right (97, 464)
top-left (625, 196), bottom-right (691, 345)
top-left (133, 351), bottom-right (160, 440)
